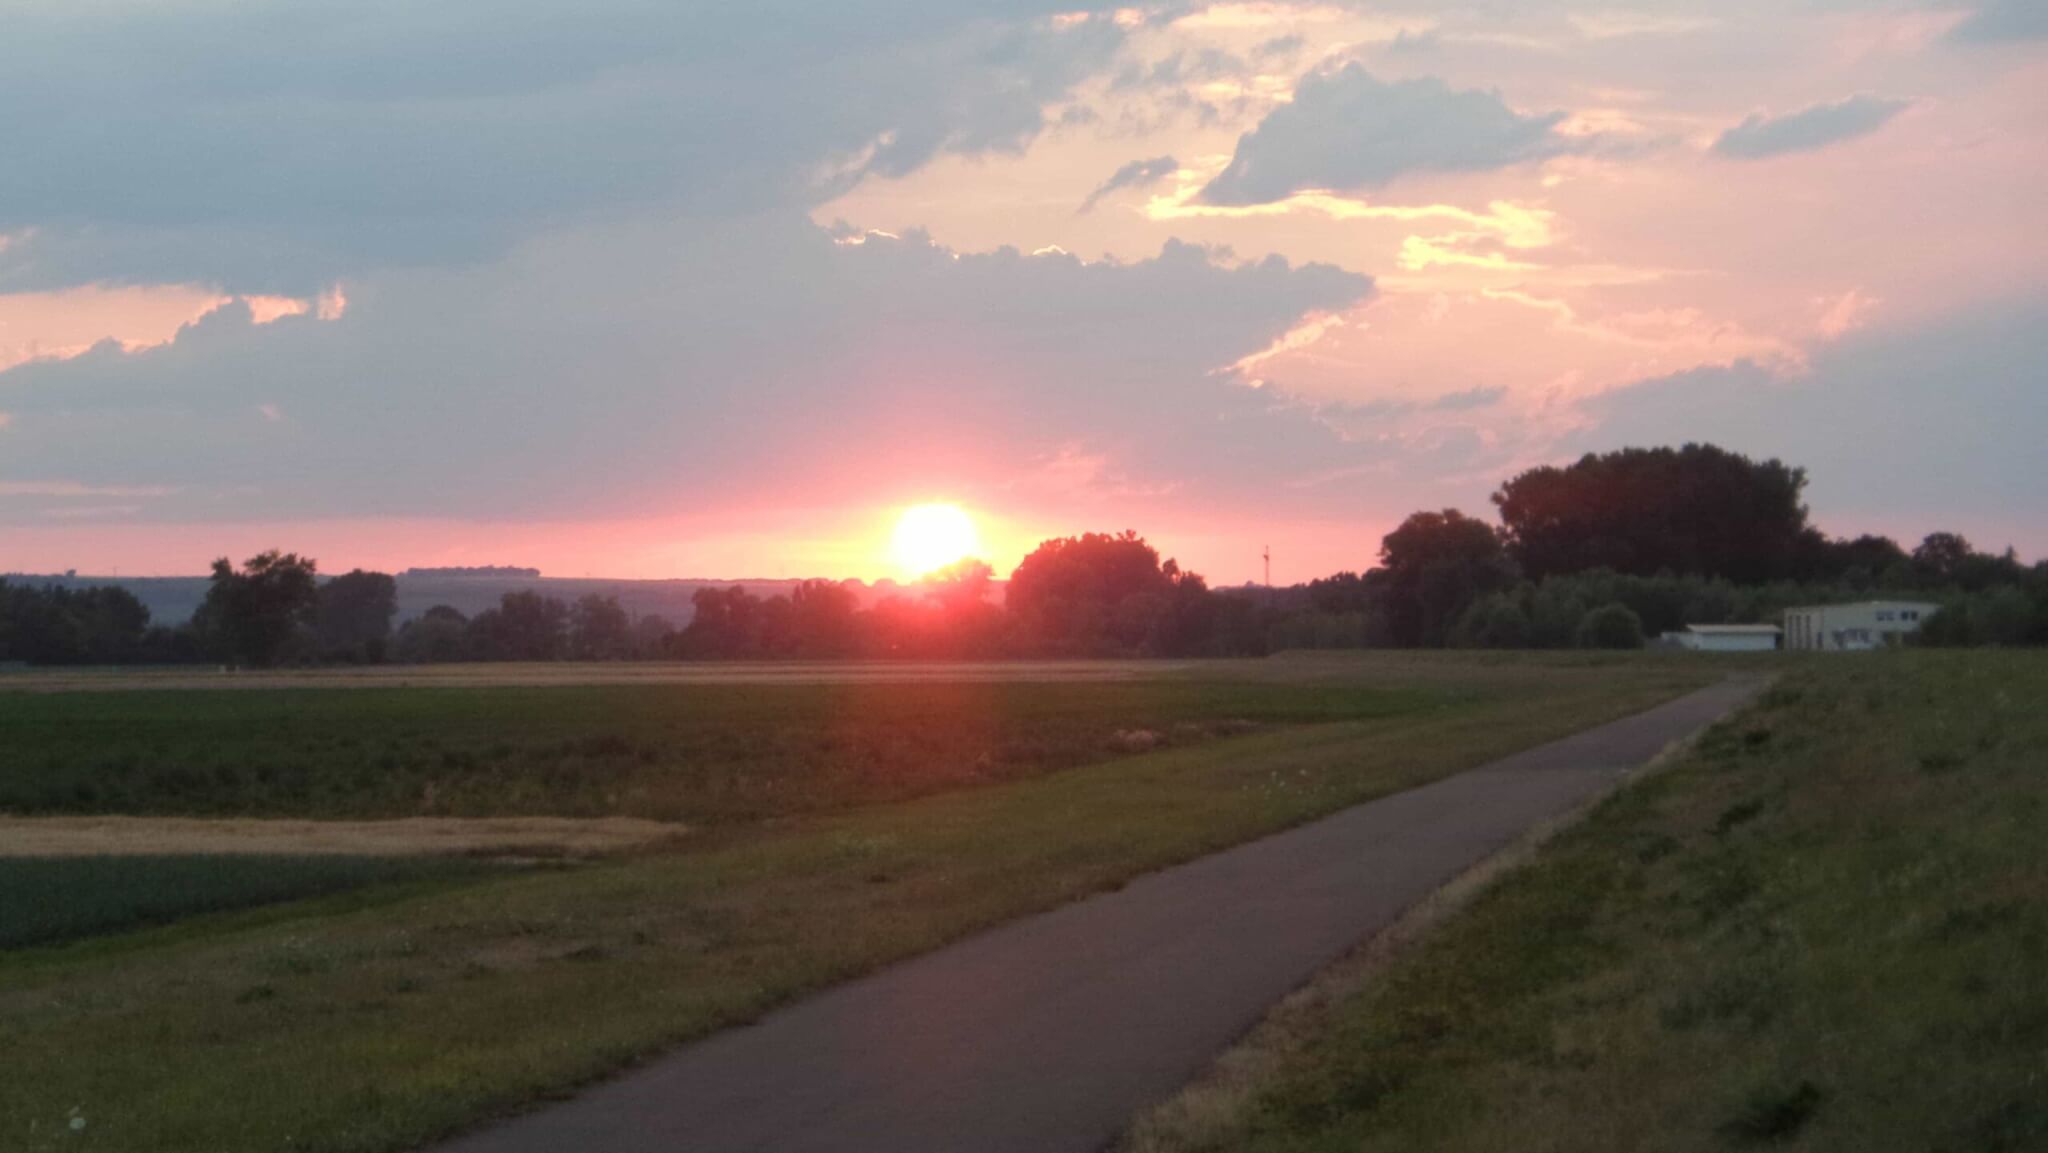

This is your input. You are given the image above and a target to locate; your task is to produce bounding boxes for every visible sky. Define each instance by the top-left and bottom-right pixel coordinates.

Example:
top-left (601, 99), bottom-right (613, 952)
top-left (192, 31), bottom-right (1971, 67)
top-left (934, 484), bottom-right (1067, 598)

top-left (1, 0), bottom-right (2042, 583)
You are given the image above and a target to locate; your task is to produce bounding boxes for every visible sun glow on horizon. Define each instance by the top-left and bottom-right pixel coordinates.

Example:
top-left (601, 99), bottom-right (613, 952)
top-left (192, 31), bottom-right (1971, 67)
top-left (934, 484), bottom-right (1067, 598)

top-left (890, 503), bottom-right (980, 578)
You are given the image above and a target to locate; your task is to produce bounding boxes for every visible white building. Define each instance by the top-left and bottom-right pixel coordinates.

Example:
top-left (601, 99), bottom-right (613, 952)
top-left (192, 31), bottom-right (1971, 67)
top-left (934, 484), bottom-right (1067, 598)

top-left (1782, 600), bottom-right (1939, 651)
top-left (1667, 624), bottom-right (1782, 652)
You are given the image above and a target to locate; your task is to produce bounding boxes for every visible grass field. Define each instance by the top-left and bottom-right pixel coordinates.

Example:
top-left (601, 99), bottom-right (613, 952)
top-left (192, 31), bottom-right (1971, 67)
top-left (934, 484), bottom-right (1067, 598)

top-left (0, 653), bottom-right (1728, 1152)
top-left (0, 855), bottom-right (499, 950)
top-left (1125, 651), bottom-right (2047, 1153)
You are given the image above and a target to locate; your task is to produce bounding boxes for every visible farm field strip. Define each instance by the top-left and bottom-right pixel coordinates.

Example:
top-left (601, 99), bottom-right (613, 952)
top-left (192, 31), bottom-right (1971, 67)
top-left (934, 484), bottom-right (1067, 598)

top-left (0, 659), bottom-right (1227, 694)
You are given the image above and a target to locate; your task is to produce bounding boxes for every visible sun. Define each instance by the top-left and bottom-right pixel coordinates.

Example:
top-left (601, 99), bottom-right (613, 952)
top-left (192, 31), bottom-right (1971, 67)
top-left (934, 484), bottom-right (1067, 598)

top-left (891, 503), bottom-right (980, 578)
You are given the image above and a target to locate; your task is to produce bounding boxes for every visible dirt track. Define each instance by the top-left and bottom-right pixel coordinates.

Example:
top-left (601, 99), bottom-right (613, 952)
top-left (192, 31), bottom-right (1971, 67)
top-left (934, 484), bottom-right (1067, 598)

top-left (0, 660), bottom-right (1218, 693)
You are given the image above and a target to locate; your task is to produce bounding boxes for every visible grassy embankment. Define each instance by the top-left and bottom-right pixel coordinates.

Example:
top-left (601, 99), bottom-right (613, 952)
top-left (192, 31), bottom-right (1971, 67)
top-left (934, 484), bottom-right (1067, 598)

top-left (1, 654), bottom-right (1726, 1152)
top-left (1125, 651), bottom-right (2046, 1153)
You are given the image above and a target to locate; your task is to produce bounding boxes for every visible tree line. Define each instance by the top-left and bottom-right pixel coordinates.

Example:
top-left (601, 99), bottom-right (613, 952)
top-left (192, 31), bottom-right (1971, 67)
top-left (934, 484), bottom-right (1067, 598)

top-left (4, 443), bottom-right (2042, 667)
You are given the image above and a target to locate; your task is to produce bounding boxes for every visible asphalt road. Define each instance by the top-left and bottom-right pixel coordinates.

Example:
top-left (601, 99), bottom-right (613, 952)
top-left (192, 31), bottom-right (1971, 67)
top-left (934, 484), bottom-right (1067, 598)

top-left (438, 677), bottom-right (1763, 1153)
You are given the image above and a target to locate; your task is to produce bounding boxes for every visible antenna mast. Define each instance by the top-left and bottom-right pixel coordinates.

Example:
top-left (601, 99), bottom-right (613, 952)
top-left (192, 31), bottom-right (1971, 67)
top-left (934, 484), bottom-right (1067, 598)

top-left (1262, 545), bottom-right (1271, 589)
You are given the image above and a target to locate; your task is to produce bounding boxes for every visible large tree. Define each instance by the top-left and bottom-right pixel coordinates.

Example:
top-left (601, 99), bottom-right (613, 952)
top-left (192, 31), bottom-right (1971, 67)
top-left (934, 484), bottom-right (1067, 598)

top-left (568, 594), bottom-right (633, 660)
top-left (196, 551), bottom-right (320, 667)
top-left (468, 591), bottom-right (568, 661)
top-left (315, 569), bottom-right (398, 662)
top-left (1005, 531), bottom-right (1185, 655)
top-left (0, 582), bottom-right (152, 665)
top-left (1491, 444), bottom-right (1813, 583)
top-left (1376, 509), bottom-right (1515, 648)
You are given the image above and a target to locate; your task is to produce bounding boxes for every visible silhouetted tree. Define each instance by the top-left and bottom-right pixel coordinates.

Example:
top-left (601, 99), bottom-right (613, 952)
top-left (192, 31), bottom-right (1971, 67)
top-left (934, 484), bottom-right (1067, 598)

top-left (1810, 534), bottom-right (1910, 586)
top-left (1493, 444), bottom-right (1812, 583)
top-left (1575, 602), bottom-right (1645, 649)
top-left (632, 613), bottom-right (677, 658)
top-left (1006, 531), bottom-right (1188, 655)
top-left (1450, 593), bottom-right (1532, 649)
top-left (0, 581), bottom-right (153, 665)
top-left (790, 581), bottom-right (861, 656)
top-left (1912, 532), bottom-right (1975, 585)
top-left (569, 594), bottom-right (633, 660)
top-left (393, 605), bottom-right (470, 663)
top-left (925, 559), bottom-right (995, 615)
top-left (1305, 571), bottom-right (1375, 615)
top-left (315, 569), bottom-right (397, 662)
top-left (195, 551), bottom-right (320, 667)
top-left (676, 586), bottom-right (763, 658)
top-left (467, 591), bottom-right (567, 661)
top-left (1377, 509), bottom-right (1515, 647)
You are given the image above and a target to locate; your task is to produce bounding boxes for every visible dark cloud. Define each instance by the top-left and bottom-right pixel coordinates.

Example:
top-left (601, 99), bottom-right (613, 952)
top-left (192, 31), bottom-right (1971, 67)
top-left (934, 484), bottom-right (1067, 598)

top-left (1712, 95), bottom-right (1909, 159)
top-left (1573, 299), bottom-right (2048, 535)
top-left (1252, 35), bottom-right (1305, 63)
top-left (1110, 48), bottom-right (1247, 92)
top-left (1199, 65), bottom-right (1572, 205)
top-left (1317, 385), bottom-right (1507, 421)
top-left (0, 2), bottom-right (1127, 294)
top-left (1079, 156), bottom-right (1180, 213)
top-left (1950, 0), bottom-right (2048, 43)
top-left (0, 221), bottom-right (1377, 525)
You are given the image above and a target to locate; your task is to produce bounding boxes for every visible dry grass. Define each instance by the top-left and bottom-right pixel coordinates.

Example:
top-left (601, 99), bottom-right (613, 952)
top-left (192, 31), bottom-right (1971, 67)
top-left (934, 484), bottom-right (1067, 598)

top-left (0, 815), bottom-right (686, 858)
top-left (0, 659), bottom-right (1220, 693)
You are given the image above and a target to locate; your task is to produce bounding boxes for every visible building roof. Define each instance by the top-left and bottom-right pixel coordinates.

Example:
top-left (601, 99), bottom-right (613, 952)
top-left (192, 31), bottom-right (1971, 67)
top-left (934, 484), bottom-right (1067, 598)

top-left (1783, 600), bottom-right (1940, 614)
top-left (1682, 624), bottom-right (1782, 634)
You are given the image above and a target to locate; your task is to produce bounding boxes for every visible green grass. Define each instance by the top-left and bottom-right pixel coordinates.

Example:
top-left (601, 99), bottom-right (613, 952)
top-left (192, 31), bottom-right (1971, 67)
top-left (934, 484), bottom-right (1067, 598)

top-left (0, 855), bottom-right (498, 951)
top-left (0, 678), bottom-right (1454, 823)
top-left (1135, 651), bottom-right (2046, 1153)
top-left (0, 654), bottom-right (1724, 1152)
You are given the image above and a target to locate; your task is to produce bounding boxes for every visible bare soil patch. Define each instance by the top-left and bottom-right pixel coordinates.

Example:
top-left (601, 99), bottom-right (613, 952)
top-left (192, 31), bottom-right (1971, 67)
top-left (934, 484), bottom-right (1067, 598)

top-left (0, 660), bottom-right (1213, 693)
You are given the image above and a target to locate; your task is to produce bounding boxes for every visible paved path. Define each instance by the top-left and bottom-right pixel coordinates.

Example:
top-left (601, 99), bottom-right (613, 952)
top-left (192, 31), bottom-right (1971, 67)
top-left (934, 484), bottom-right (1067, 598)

top-left (439, 678), bottom-right (1762, 1153)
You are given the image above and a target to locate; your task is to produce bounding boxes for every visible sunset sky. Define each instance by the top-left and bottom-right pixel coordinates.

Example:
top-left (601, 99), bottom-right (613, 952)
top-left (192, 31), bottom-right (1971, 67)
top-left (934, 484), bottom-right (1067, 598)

top-left (2, 1), bottom-right (2042, 583)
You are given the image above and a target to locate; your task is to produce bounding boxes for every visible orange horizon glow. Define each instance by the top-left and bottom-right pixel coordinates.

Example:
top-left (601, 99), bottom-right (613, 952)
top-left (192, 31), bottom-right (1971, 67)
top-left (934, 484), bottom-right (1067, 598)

top-left (889, 503), bottom-right (981, 580)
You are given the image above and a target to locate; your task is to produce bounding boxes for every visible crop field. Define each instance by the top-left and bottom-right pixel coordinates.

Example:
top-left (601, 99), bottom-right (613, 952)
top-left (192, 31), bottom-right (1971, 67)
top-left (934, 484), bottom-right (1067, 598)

top-left (0, 652), bottom-right (1735, 1152)
top-left (1, 676), bottom-right (1458, 823)
top-left (1125, 651), bottom-right (2047, 1153)
top-left (0, 855), bottom-right (500, 951)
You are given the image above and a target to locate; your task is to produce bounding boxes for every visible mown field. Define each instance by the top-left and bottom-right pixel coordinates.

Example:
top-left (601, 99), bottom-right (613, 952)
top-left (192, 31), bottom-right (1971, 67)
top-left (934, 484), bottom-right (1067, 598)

top-left (0, 653), bottom-right (1728, 1152)
top-left (1126, 650), bottom-right (2047, 1153)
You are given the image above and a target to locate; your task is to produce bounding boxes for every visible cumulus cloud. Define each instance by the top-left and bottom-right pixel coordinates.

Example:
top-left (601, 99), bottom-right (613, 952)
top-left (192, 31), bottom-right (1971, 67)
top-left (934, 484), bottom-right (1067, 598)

top-left (1573, 299), bottom-right (2048, 536)
top-left (0, 218), bottom-right (1377, 525)
top-left (1950, 0), bottom-right (2048, 44)
top-left (1079, 156), bottom-right (1180, 213)
top-left (0, 1), bottom-right (1126, 293)
top-left (1199, 65), bottom-right (1573, 205)
top-left (1712, 96), bottom-right (1910, 159)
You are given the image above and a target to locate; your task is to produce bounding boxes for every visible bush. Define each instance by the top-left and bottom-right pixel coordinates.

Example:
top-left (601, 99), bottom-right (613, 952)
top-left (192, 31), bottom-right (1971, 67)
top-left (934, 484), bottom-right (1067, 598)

top-left (1575, 602), bottom-right (1644, 650)
top-left (1450, 593), bottom-right (1532, 649)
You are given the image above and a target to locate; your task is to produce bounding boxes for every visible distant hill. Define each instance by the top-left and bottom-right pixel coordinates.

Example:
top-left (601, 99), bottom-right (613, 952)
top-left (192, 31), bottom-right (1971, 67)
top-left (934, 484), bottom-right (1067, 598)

top-left (400, 566), bottom-right (541, 579)
top-left (2, 572), bottom-right (922, 628)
